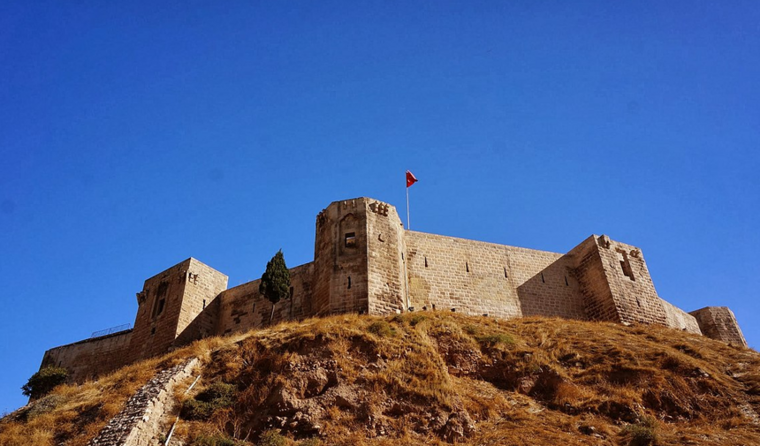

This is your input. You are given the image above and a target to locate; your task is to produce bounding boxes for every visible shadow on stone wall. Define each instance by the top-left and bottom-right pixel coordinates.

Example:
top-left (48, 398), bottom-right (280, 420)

top-left (516, 257), bottom-right (586, 320)
top-left (174, 299), bottom-right (220, 348)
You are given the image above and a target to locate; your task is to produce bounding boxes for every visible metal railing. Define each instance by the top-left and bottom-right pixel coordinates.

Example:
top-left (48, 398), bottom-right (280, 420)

top-left (90, 323), bottom-right (132, 338)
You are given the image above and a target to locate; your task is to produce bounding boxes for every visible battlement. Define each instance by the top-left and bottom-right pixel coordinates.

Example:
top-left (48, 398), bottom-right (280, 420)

top-left (40, 197), bottom-right (747, 382)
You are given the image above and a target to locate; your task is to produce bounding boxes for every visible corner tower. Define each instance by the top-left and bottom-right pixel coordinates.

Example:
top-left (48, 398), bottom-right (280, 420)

top-left (569, 235), bottom-right (667, 325)
top-left (312, 198), bottom-right (406, 316)
top-left (128, 258), bottom-right (228, 362)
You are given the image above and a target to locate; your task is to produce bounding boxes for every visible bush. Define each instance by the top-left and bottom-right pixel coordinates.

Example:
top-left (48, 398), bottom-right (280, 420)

top-left (368, 320), bottom-right (396, 338)
top-left (258, 429), bottom-right (288, 446)
top-left (408, 314), bottom-right (428, 326)
top-left (191, 433), bottom-right (239, 446)
top-left (181, 399), bottom-right (216, 420)
top-left (181, 381), bottom-right (236, 420)
top-left (199, 381), bottom-right (236, 405)
top-left (22, 367), bottom-right (68, 399)
top-left (476, 333), bottom-right (514, 346)
top-left (463, 324), bottom-right (479, 335)
top-left (622, 416), bottom-right (658, 446)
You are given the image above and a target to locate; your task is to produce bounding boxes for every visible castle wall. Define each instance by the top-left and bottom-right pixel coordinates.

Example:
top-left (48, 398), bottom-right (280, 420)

top-left (366, 200), bottom-right (406, 314)
top-left (38, 196), bottom-right (748, 384)
top-left (215, 262), bottom-right (314, 336)
top-left (661, 298), bottom-right (702, 334)
top-left (404, 232), bottom-right (586, 320)
top-left (40, 330), bottom-right (132, 383)
top-left (515, 253), bottom-right (585, 319)
top-left (690, 307), bottom-right (747, 347)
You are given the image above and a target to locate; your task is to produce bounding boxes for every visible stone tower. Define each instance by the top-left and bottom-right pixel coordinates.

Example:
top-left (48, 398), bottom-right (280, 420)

top-left (312, 198), bottom-right (406, 316)
top-left (569, 235), bottom-right (667, 326)
top-left (128, 258), bottom-right (228, 362)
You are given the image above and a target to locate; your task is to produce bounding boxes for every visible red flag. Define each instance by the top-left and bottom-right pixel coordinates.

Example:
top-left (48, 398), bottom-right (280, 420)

top-left (406, 170), bottom-right (418, 188)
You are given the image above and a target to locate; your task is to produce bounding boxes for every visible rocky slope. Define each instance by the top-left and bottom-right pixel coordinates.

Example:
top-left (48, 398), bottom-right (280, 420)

top-left (2, 312), bottom-right (759, 445)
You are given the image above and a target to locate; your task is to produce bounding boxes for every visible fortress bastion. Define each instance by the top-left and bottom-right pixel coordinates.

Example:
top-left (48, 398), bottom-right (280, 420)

top-left (40, 197), bottom-right (747, 383)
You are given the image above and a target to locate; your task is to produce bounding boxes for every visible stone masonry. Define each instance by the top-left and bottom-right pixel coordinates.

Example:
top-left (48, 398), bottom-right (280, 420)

top-left (690, 307), bottom-right (748, 346)
top-left (88, 358), bottom-right (198, 446)
top-left (40, 197), bottom-right (748, 383)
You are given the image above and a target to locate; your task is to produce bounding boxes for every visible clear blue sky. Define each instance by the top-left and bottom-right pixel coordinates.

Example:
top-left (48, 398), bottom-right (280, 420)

top-left (2, 1), bottom-right (758, 413)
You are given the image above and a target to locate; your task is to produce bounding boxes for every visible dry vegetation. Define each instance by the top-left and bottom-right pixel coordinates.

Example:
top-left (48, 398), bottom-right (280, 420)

top-left (2, 313), bottom-right (759, 446)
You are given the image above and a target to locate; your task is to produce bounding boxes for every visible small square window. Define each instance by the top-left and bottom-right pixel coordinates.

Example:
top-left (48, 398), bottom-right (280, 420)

top-left (345, 232), bottom-right (356, 247)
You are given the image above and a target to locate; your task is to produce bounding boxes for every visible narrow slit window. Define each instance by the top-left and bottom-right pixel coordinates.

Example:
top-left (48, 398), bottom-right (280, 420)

top-left (504, 267), bottom-right (508, 278)
top-left (152, 281), bottom-right (169, 319)
top-left (466, 262), bottom-right (470, 273)
top-left (540, 273), bottom-right (545, 283)
top-left (345, 232), bottom-right (356, 247)
top-left (564, 276), bottom-right (569, 286)
top-left (616, 249), bottom-right (636, 281)
top-left (152, 298), bottom-right (166, 318)
top-left (424, 256), bottom-right (428, 267)
top-left (202, 299), bottom-right (206, 309)
top-left (348, 276), bottom-right (352, 289)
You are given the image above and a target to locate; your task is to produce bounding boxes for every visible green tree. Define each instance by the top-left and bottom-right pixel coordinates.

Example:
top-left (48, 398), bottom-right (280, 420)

top-left (22, 366), bottom-right (68, 399)
top-left (259, 250), bottom-right (291, 324)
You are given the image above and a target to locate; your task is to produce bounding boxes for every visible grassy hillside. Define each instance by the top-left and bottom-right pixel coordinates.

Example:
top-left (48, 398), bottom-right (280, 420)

top-left (2, 312), bottom-right (759, 445)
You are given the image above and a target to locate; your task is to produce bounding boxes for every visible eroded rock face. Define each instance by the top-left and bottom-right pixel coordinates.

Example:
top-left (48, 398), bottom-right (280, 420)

top-left (219, 335), bottom-right (479, 444)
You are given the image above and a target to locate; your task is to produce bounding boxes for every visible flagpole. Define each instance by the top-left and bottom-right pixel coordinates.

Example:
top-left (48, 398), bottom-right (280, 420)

top-left (404, 176), bottom-right (411, 311)
top-left (406, 183), bottom-right (410, 230)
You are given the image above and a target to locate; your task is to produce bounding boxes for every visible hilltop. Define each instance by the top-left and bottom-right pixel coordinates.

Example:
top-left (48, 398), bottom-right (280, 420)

top-left (2, 313), bottom-right (759, 446)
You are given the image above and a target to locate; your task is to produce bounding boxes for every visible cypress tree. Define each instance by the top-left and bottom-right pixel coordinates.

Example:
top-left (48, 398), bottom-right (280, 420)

top-left (259, 250), bottom-right (291, 324)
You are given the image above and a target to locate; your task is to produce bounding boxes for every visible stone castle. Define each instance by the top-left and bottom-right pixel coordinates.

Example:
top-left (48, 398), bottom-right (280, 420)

top-left (41, 197), bottom-right (747, 382)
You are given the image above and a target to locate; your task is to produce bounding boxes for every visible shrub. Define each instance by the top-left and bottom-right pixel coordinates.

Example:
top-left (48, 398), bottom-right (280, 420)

top-left (191, 433), bottom-right (239, 446)
top-left (622, 416), bottom-right (658, 446)
top-left (181, 399), bottom-right (216, 420)
top-left (463, 324), bottom-right (479, 335)
top-left (409, 314), bottom-right (428, 326)
top-left (367, 320), bottom-right (396, 338)
top-left (199, 382), bottom-right (236, 405)
top-left (476, 333), bottom-right (514, 346)
top-left (21, 367), bottom-right (68, 399)
top-left (258, 429), bottom-right (288, 446)
top-left (181, 381), bottom-right (236, 420)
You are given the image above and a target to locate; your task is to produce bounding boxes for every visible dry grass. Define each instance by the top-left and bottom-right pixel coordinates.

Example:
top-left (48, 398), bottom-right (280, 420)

top-left (3, 312), bottom-right (760, 446)
top-left (0, 336), bottom-right (228, 446)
